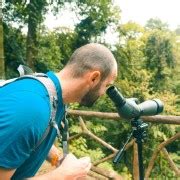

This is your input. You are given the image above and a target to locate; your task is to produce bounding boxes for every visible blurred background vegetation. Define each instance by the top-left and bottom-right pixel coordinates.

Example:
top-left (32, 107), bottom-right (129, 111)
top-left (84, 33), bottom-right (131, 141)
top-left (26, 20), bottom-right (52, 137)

top-left (0, 0), bottom-right (179, 178)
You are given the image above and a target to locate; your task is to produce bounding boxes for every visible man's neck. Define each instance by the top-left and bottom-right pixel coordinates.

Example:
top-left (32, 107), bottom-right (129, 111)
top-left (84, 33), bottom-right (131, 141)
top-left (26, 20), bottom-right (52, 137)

top-left (55, 70), bottom-right (87, 104)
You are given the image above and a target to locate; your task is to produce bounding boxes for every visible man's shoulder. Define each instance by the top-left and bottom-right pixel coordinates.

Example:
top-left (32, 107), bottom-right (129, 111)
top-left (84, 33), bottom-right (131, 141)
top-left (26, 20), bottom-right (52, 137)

top-left (0, 77), bottom-right (49, 96)
top-left (0, 89), bottom-right (50, 129)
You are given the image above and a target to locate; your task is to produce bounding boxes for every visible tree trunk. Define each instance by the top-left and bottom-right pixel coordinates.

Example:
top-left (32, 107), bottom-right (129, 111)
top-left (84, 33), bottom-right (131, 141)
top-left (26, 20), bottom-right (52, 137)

top-left (26, 18), bottom-right (37, 71)
top-left (0, 0), bottom-right (5, 78)
top-left (26, 0), bottom-right (38, 71)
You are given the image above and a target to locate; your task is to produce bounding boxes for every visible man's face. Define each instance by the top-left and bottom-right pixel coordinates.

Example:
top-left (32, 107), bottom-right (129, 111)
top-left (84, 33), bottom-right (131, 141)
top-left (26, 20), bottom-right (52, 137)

top-left (80, 69), bottom-right (117, 107)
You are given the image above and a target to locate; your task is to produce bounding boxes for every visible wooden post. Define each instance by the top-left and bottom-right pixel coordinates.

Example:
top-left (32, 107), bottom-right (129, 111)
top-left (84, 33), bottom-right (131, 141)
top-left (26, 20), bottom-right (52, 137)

top-left (0, 0), bottom-right (5, 78)
top-left (133, 142), bottom-right (139, 180)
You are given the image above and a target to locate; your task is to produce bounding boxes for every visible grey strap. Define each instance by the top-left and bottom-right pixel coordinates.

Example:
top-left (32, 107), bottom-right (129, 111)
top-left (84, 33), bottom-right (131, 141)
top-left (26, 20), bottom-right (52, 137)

top-left (26, 75), bottom-right (59, 151)
top-left (62, 108), bottom-right (69, 156)
top-left (29, 75), bottom-right (69, 154)
top-left (57, 106), bottom-right (69, 157)
top-left (17, 65), bottom-right (34, 76)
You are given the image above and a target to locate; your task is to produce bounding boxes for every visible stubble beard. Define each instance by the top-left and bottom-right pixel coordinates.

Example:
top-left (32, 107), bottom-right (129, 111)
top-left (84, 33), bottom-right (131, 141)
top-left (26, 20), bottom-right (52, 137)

top-left (80, 82), bottom-right (101, 107)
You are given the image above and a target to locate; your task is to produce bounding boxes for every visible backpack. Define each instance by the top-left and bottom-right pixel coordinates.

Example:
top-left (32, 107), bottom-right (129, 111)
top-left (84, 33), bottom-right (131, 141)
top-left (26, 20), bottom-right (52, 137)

top-left (0, 65), bottom-right (68, 154)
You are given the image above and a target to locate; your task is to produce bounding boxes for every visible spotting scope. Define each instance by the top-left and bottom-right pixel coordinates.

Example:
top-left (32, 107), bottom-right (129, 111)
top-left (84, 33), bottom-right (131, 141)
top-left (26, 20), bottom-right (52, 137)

top-left (106, 86), bottom-right (164, 120)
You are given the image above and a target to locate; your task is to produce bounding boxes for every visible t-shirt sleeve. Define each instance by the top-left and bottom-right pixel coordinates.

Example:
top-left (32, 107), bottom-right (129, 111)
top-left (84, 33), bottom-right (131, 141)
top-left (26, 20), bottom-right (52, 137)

top-left (0, 91), bottom-right (50, 169)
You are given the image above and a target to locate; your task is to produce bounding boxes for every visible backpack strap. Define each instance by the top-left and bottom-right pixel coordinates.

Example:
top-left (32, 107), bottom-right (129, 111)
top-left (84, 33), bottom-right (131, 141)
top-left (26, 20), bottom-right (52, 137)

top-left (29, 75), bottom-right (58, 151)
top-left (32, 75), bottom-right (69, 155)
top-left (54, 105), bottom-right (69, 157)
top-left (0, 78), bottom-right (17, 87)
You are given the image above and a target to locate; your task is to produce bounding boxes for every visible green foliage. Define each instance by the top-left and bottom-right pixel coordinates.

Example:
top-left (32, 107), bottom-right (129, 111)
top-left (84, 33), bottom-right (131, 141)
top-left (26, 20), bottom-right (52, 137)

top-left (175, 25), bottom-right (180, 35)
top-left (72, 0), bottom-right (120, 47)
top-left (0, 14), bottom-right (5, 78)
top-left (56, 28), bottom-right (76, 65)
top-left (35, 30), bottom-right (63, 72)
top-left (145, 18), bottom-right (169, 31)
top-left (150, 151), bottom-right (177, 178)
top-left (3, 0), bottom-right (65, 24)
top-left (143, 30), bottom-right (176, 91)
top-left (3, 23), bottom-right (26, 78)
top-left (115, 70), bottom-right (152, 100)
top-left (153, 91), bottom-right (179, 115)
top-left (171, 40), bottom-right (180, 95)
top-left (69, 136), bottom-right (105, 162)
top-left (3, 0), bottom-right (66, 70)
top-left (117, 21), bottom-right (144, 40)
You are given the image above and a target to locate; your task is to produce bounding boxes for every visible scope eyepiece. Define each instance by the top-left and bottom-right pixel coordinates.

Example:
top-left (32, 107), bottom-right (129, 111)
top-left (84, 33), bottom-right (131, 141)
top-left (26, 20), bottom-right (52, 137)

top-left (106, 86), bottom-right (126, 107)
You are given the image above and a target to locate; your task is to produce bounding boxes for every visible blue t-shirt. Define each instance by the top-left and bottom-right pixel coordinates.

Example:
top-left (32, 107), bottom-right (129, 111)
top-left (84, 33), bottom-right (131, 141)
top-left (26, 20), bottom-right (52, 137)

top-left (0, 71), bottom-right (65, 179)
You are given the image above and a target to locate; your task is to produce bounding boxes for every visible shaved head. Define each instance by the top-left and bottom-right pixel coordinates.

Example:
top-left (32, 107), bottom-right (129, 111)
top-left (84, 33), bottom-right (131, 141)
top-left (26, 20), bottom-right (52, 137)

top-left (66, 43), bottom-right (117, 80)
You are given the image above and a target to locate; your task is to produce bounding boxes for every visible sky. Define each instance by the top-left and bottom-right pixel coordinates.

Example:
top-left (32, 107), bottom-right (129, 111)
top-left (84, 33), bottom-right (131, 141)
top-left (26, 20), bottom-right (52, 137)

top-left (115, 0), bottom-right (180, 30)
top-left (44, 9), bottom-right (77, 30)
top-left (44, 0), bottom-right (180, 30)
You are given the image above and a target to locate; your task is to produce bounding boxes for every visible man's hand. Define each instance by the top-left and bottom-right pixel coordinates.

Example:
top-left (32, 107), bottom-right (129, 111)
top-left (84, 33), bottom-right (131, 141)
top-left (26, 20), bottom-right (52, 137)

top-left (28, 153), bottom-right (91, 180)
top-left (0, 168), bottom-right (16, 180)
top-left (57, 153), bottom-right (91, 179)
top-left (47, 145), bottom-right (91, 179)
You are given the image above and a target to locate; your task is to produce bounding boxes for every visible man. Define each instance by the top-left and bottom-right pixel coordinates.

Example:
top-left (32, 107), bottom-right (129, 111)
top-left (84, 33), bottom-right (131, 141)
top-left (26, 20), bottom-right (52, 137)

top-left (0, 43), bottom-right (117, 179)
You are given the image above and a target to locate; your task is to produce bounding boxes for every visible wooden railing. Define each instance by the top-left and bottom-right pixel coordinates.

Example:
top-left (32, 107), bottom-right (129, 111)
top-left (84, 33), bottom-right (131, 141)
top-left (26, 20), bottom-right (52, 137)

top-left (67, 110), bottom-right (180, 179)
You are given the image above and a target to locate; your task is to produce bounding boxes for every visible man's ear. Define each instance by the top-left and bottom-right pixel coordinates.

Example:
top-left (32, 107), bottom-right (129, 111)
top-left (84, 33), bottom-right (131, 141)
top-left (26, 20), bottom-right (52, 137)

top-left (89, 71), bottom-right (101, 87)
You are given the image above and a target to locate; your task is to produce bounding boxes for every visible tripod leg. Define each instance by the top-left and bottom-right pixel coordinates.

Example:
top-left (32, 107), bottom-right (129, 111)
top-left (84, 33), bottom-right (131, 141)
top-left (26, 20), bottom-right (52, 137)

top-left (132, 118), bottom-right (147, 179)
top-left (113, 131), bottom-right (133, 164)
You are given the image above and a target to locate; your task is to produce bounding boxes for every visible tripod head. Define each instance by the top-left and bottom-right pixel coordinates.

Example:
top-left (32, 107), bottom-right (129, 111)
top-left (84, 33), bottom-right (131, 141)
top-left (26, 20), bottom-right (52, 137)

top-left (106, 86), bottom-right (164, 120)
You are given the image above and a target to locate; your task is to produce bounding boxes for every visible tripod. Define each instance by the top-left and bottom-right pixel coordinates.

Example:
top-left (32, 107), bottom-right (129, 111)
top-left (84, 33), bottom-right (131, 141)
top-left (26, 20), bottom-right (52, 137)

top-left (113, 118), bottom-right (148, 180)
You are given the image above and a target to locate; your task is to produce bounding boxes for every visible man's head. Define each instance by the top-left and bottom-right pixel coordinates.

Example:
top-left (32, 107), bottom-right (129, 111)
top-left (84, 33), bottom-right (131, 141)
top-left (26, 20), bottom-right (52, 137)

top-left (61, 43), bottom-right (117, 106)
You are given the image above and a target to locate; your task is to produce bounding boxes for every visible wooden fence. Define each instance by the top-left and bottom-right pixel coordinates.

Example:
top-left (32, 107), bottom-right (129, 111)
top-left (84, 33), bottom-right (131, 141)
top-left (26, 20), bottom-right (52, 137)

top-left (67, 110), bottom-right (180, 179)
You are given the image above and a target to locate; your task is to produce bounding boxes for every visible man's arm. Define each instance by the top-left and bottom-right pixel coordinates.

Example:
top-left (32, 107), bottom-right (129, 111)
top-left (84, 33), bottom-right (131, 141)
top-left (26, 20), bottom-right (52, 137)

top-left (0, 168), bottom-right (16, 180)
top-left (0, 154), bottom-right (91, 180)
